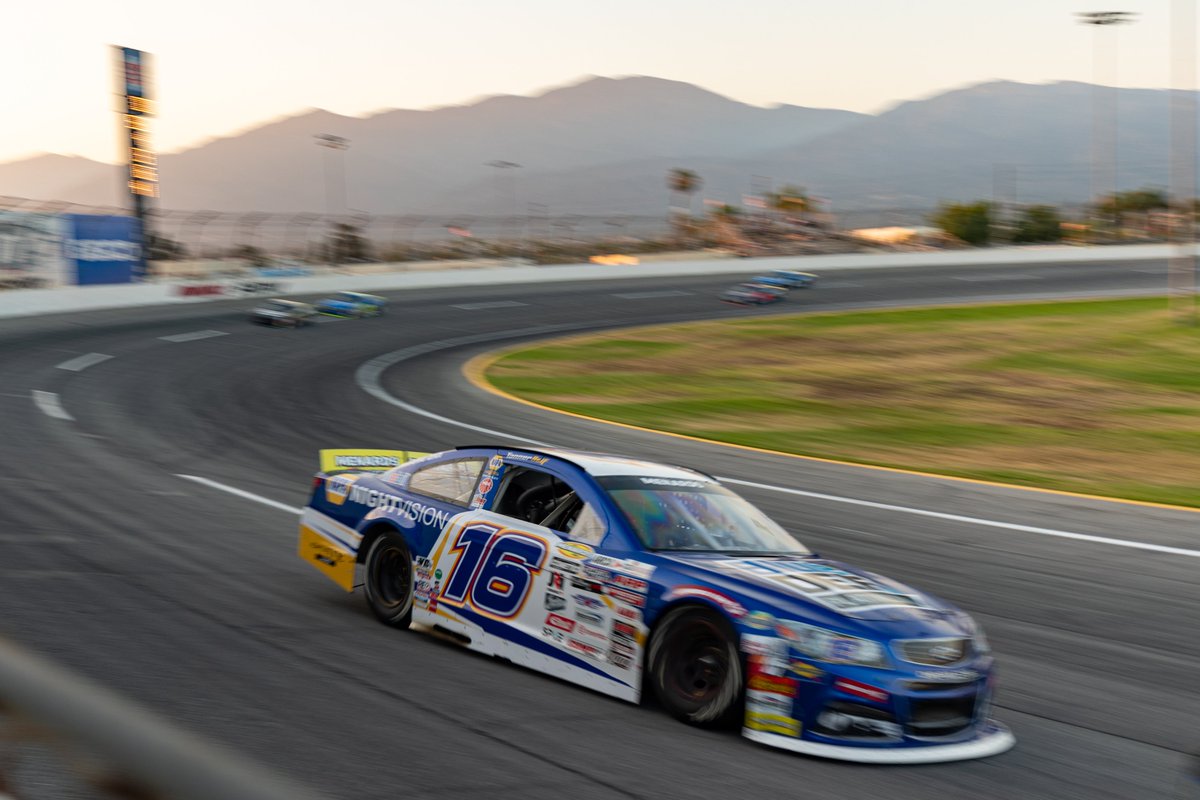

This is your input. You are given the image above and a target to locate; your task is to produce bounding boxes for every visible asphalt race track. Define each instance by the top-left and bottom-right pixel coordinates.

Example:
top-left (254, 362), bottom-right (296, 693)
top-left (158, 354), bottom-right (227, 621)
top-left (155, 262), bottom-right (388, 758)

top-left (1, 258), bottom-right (1196, 799)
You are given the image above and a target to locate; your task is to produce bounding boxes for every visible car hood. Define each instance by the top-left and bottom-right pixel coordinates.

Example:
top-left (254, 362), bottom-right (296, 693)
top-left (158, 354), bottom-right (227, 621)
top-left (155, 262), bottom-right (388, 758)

top-left (658, 553), bottom-right (966, 633)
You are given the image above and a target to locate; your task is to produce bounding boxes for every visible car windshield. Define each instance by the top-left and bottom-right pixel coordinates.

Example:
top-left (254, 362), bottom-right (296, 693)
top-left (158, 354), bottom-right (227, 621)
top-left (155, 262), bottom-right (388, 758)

top-left (264, 301), bottom-right (293, 311)
top-left (598, 476), bottom-right (809, 554)
top-left (335, 293), bottom-right (359, 302)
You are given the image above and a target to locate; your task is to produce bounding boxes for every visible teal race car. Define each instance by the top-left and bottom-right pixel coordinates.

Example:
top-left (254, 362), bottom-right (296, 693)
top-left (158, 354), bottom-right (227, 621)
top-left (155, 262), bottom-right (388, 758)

top-left (315, 291), bottom-right (387, 318)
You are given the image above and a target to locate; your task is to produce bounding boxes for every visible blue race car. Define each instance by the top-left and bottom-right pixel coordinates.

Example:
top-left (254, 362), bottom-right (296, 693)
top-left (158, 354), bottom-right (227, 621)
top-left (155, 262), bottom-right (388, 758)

top-left (769, 269), bottom-right (818, 288)
top-left (315, 291), bottom-right (386, 318)
top-left (298, 447), bottom-right (1013, 763)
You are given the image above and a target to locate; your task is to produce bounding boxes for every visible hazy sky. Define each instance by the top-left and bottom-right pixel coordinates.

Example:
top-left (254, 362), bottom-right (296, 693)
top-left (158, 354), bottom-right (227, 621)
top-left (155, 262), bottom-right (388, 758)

top-left (0, 0), bottom-right (1184, 164)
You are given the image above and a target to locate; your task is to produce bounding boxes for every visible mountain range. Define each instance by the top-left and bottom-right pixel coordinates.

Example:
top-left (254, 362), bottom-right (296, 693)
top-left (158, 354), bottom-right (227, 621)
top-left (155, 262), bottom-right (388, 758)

top-left (0, 76), bottom-right (1184, 216)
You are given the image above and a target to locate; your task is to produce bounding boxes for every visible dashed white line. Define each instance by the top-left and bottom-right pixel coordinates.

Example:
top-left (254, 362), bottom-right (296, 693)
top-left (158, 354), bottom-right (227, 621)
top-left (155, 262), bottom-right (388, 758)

top-left (452, 301), bottom-right (529, 311)
top-left (953, 273), bottom-right (1038, 282)
top-left (56, 353), bottom-right (114, 372)
top-left (176, 475), bottom-right (303, 515)
top-left (159, 330), bottom-right (229, 343)
top-left (31, 390), bottom-right (73, 421)
top-left (612, 290), bottom-right (693, 300)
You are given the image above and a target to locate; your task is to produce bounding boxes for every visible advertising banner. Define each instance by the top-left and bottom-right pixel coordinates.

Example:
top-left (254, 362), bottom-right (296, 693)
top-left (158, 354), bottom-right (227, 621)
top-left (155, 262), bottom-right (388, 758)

top-left (0, 212), bottom-right (71, 289)
top-left (64, 215), bottom-right (142, 285)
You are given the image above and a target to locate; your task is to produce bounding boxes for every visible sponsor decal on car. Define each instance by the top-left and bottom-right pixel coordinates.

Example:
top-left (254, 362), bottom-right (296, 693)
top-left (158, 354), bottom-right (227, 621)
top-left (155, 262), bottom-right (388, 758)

top-left (567, 639), bottom-right (603, 660)
top-left (571, 577), bottom-right (605, 594)
top-left (609, 639), bottom-right (636, 658)
top-left (611, 620), bottom-right (637, 642)
top-left (549, 572), bottom-right (565, 590)
top-left (335, 455), bottom-right (401, 468)
top-left (745, 611), bottom-right (776, 630)
top-left (747, 689), bottom-right (796, 716)
top-left (545, 613), bottom-right (575, 633)
top-left (573, 594), bottom-right (605, 610)
top-left (324, 475), bottom-right (358, 505)
top-left (604, 586), bottom-right (646, 607)
top-left (834, 677), bottom-right (889, 704)
top-left (555, 542), bottom-right (594, 560)
top-left (661, 586), bottom-right (746, 618)
top-left (549, 557), bottom-right (582, 575)
top-left (789, 660), bottom-right (825, 681)
top-left (542, 626), bottom-right (565, 643)
top-left (607, 651), bottom-right (633, 670)
top-left (709, 558), bottom-right (929, 615)
top-left (637, 477), bottom-right (708, 488)
top-left (504, 452), bottom-right (549, 465)
top-left (544, 592), bottom-right (566, 612)
top-left (582, 565), bottom-right (612, 582)
top-left (575, 623), bottom-right (608, 642)
top-left (915, 669), bottom-right (979, 682)
top-left (748, 672), bottom-right (798, 697)
top-left (577, 611), bottom-right (605, 626)
top-left (587, 555), bottom-right (655, 580)
top-left (610, 574), bottom-right (647, 593)
top-left (615, 606), bottom-right (641, 621)
top-left (745, 711), bottom-right (801, 738)
top-left (348, 486), bottom-right (451, 529)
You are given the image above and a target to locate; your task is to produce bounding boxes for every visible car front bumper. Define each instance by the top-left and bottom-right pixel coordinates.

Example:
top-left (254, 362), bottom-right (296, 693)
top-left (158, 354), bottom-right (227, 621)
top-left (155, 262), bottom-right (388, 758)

top-left (743, 719), bottom-right (1014, 763)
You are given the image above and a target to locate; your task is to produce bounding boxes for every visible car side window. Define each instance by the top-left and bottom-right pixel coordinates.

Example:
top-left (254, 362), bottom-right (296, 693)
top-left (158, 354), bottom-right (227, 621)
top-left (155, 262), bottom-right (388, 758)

top-left (491, 467), bottom-right (606, 544)
top-left (408, 458), bottom-right (485, 506)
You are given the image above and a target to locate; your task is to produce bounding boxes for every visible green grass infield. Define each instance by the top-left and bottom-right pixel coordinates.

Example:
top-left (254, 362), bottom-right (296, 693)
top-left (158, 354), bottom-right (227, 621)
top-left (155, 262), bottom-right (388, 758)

top-left (486, 297), bottom-right (1200, 508)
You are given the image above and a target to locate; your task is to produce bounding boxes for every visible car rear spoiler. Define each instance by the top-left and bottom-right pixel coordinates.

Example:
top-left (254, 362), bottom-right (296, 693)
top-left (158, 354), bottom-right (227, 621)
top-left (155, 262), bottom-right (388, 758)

top-left (318, 449), bottom-right (430, 473)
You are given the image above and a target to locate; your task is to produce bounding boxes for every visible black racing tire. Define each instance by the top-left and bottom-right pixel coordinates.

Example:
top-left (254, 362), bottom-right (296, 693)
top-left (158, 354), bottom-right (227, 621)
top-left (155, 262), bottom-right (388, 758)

top-left (363, 532), bottom-right (414, 628)
top-left (648, 606), bottom-right (743, 728)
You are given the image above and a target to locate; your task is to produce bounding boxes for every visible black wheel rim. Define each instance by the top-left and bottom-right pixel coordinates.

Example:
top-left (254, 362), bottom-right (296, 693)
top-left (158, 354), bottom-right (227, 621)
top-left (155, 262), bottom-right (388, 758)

top-left (663, 618), bottom-right (730, 708)
top-left (370, 544), bottom-right (410, 609)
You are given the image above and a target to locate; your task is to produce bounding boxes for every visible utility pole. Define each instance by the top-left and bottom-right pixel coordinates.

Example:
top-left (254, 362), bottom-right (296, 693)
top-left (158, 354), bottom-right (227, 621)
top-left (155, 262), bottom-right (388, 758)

top-left (315, 134), bottom-right (349, 265)
top-left (486, 160), bottom-right (522, 246)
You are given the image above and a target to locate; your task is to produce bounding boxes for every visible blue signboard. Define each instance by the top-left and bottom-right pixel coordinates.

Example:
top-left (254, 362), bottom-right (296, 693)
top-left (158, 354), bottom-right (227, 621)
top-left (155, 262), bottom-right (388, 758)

top-left (64, 215), bottom-right (143, 285)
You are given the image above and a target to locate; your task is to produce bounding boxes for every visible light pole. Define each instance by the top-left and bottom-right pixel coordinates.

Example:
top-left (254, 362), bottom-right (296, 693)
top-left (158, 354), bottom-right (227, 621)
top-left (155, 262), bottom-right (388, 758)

top-left (1170, 0), bottom-right (1197, 324)
top-left (1077, 11), bottom-right (1136, 241)
top-left (486, 160), bottom-right (521, 246)
top-left (315, 134), bottom-right (349, 264)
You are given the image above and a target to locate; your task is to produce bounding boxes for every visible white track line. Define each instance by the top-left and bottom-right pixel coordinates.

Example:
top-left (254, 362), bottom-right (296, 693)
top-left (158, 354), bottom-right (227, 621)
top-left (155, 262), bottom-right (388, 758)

top-left (720, 477), bottom-right (1200, 559)
top-left (176, 475), bottom-right (302, 515)
top-left (56, 353), bottom-right (114, 372)
top-left (612, 290), bottom-right (693, 300)
top-left (159, 330), bottom-right (229, 343)
top-left (352, 331), bottom-right (1200, 560)
top-left (31, 390), bottom-right (73, 421)
top-left (452, 301), bottom-right (529, 311)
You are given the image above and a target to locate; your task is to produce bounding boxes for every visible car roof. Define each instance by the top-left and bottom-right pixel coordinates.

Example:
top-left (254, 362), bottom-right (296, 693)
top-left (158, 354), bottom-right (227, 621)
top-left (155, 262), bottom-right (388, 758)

top-left (458, 445), bottom-right (715, 481)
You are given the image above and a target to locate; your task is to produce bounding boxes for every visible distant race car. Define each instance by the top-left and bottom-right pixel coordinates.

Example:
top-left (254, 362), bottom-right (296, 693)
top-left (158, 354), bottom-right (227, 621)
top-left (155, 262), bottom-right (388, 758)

top-left (770, 270), bottom-right (818, 288)
top-left (721, 282), bottom-right (786, 305)
top-left (298, 446), bottom-right (1013, 763)
top-left (315, 291), bottom-right (386, 318)
top-left (249, 298), bottom-right (317, 327)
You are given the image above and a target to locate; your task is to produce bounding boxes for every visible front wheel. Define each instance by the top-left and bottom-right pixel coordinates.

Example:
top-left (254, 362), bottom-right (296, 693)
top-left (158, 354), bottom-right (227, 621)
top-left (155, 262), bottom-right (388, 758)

top-left (363, 532), bottom-right (414, 628)
top-left (648, 607), bottom-right (743, 727)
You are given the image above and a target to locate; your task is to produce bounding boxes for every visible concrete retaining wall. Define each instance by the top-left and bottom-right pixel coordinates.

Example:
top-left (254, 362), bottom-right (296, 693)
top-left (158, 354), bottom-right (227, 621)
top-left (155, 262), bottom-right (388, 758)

top-left (0, 243), bottom-right (1177, 321)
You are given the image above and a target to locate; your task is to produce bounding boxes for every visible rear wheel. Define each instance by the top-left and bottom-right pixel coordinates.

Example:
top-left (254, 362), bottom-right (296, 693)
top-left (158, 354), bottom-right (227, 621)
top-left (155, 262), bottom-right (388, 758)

top-left (363, 532), bottom-right (413, 628)
top-left (649, 606), bottom-right (742, 727)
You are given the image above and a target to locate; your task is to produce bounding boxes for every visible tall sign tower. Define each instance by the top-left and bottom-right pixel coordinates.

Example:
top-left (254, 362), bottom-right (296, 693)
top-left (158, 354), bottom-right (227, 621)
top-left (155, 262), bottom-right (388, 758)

top-left (113, 46), bottom-right (156, 279)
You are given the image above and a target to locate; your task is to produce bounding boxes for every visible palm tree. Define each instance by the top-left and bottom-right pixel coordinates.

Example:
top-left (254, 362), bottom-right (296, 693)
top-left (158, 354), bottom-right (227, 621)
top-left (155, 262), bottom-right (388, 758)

top-left (768, 185), bottom-right (814, 220)
top-left (667, 168), bottom-right (702, 218)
